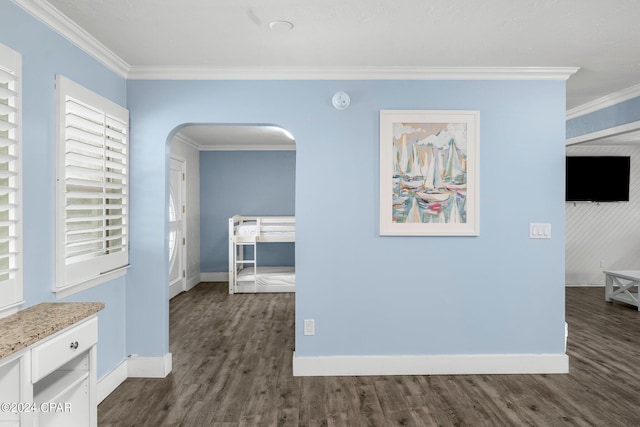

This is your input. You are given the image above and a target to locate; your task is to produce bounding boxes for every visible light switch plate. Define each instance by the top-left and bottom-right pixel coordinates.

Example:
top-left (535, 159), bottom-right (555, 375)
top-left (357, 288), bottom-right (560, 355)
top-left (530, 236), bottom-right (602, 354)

top-left (530, 223), bottom-right (551, 239)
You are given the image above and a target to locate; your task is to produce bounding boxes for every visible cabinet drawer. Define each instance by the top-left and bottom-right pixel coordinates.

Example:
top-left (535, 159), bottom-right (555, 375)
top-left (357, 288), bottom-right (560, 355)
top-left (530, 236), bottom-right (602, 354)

top-left (31, 317), bottom-right (97, 383)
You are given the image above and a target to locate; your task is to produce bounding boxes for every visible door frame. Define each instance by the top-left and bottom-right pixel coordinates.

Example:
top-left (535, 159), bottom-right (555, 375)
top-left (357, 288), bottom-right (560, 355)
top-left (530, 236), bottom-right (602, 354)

top-left (169, 155), bottom-right (187, 299)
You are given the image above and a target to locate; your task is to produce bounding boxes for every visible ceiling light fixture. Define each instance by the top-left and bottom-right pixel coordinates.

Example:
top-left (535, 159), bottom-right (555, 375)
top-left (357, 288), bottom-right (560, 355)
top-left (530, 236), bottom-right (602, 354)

top-left (268, 20), bottom-right (294, 31)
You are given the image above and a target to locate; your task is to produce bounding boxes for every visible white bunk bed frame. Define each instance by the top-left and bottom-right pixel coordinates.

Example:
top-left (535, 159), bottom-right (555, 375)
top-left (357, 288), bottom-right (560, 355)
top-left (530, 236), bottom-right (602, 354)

top-left (228, 215), bottom-right (295, 294)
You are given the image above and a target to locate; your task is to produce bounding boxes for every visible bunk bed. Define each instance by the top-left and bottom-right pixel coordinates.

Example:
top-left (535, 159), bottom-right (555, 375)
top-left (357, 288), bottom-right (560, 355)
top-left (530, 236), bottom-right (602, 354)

top-left (228, 215), bottom-right (295, 294)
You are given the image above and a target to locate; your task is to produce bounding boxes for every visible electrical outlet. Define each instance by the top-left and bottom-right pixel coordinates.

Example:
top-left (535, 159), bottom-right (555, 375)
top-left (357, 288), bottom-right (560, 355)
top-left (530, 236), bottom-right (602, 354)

top-left (600, 260), bottom-right (606, 268)
top-left (303, 319), bottom-right (315, 336)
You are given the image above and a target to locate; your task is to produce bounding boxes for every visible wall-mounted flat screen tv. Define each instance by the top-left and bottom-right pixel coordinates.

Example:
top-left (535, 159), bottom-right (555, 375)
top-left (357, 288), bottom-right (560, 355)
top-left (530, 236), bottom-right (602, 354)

top-left (566, 156), bottom-right (630, 202)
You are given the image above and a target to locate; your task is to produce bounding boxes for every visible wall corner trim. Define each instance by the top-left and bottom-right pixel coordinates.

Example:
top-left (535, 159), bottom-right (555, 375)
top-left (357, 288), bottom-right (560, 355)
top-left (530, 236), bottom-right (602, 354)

top-left (127, 353), bottom-right (173, 378)
top-left (292, 353), bottom-right (569, 377)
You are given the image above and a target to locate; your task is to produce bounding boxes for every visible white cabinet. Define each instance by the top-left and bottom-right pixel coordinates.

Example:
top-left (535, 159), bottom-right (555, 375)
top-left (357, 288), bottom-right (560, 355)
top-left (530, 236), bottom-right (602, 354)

top-left (0, 352), bottom-right (31, 426)
top-left (31, 317), bottom-right (97, 382)
top-left (31, 317), bottom-right (97, 427)
top-left (0, 315), bottom-right (98, 427)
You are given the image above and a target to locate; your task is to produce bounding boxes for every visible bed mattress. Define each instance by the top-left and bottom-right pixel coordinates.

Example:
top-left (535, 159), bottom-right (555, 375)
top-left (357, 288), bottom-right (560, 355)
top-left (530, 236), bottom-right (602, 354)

top-left (236, 266), bottom-right (295, 287)
top-left (236, 222), bottom-right (295, 237)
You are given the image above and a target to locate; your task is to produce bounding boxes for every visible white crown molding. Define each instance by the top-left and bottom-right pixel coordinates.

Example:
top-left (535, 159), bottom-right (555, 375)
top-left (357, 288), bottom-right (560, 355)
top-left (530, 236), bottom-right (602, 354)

top-left (128, 66), bottom-right (579, 81)
top-left (12, 0), bottom-right (130, 77)
top-left (172, 132), bottom-right (201, 151)
top-left (11, 1), bottom-right (580, 85)
top-left (567, 82), bottom-right (640, 120)
top-left (199, 144), bottom-right (296, 151)
top-left (7, 3), bottom-right (579, 84)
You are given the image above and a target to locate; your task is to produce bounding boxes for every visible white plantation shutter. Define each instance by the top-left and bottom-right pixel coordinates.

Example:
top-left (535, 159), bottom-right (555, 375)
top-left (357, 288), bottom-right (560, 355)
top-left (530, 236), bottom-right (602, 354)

top-left (56, 75), bottom-right (128, 293)
top-left (0, 43), bottom-right (22, 313)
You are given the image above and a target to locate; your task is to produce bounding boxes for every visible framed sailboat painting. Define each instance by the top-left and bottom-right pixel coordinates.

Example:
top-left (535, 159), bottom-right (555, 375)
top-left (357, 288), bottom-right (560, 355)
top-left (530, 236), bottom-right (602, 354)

top-left (379, 110), bottom-right (479, 236)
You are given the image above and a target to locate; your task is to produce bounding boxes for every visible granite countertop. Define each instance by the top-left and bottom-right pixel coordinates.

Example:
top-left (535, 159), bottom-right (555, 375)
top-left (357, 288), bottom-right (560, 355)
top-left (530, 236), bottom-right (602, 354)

top-left (0, 302), bottom-right (104, 359)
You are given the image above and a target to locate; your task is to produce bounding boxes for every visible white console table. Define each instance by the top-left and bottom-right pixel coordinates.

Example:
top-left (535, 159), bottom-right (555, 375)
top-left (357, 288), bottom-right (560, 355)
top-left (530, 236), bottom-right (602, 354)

top-left (0, 302), bottom-right (104, 426)
top-left (604, 270), bottom-right (640, 311)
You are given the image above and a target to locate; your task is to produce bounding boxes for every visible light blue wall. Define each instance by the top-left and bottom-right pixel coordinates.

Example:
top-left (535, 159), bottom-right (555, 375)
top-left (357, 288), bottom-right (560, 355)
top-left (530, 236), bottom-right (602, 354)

top-left (0, 0), bottom-right (127, 378)
top-left (567, 96), bottom-right (640, 139)
top-left (3, 0), bottom-right (569, 377)
top-left (127, 78), bottom-right (567, 359)
top-left (200, 151), bottom-right (295, 273)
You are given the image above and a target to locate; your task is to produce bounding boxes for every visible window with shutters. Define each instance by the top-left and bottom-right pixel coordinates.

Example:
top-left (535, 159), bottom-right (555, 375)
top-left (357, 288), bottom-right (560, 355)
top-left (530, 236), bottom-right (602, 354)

top-left (0, 43), bottom-right (23, 317)
top-left (55, 75), bottom-right (129, 297)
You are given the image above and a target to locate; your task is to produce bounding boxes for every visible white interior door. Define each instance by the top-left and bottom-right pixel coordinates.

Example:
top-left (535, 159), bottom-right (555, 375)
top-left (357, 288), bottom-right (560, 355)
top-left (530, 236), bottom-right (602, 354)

top-left (169, 157), bottom-right (186, 299)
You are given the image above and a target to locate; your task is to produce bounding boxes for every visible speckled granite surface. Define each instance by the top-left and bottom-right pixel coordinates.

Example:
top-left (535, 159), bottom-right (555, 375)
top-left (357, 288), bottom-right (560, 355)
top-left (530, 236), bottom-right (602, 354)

top-left (0, 302), bottom-right (104, 359)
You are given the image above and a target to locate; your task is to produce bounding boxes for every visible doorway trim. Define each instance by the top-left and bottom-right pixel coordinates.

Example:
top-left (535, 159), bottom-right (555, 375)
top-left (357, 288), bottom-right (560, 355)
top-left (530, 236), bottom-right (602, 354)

top-left (169, 155), bottom-right (187, 299)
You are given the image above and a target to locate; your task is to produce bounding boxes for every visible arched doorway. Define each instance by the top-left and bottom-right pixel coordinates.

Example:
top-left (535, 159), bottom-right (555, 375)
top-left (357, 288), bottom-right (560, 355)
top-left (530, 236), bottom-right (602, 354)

top-left (168, 124), bottom-right (296, 297)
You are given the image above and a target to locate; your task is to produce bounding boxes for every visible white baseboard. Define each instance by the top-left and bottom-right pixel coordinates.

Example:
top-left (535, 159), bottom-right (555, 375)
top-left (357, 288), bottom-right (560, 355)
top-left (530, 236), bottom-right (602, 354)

top-left (97, 360), bottom-right (128, 404)
top-left (127, 353), bottom-right (173, 378)
top-left (96, 354), bottom-right (173, 402)
top-left (200, 272), bottom-right (228, 282)
top-left (292, 353), bottom-right (569, 376)
top-left (565, 283), bottom-right (604, 287)
top-left (186, 273), bottom-right (201, 291)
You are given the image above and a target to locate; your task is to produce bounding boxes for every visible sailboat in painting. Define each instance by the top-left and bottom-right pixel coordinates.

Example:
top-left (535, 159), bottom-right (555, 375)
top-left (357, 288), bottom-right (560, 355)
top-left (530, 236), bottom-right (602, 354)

top-left (443, 138), bottom-right (464, 182)
top-left (405, 197), bottom-right (421, 223)
top-left (422, 144), bottom-right (443, 190)
top-left (449, 196), bottom-right (462, 224)
top-left (415, 191), bottom-right (450, 203)
top-left (401, 138), bottom-right (428, 190)
top-left (392, 123), bottom-right (468, 225)
top-left (394, 134), bottom-right (409, 176)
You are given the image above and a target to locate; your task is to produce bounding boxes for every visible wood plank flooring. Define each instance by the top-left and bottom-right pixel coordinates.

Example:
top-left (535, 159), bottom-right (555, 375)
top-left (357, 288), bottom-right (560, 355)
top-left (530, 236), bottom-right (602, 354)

top-left (98, 284), bottom-right (640, 426)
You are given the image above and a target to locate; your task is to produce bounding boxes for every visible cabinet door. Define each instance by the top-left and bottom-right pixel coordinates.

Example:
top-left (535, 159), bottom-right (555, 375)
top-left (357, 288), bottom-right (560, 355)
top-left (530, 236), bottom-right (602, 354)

top-left (0, 357), bottom-right (21, 424)
top-left (0, 352), bottom-right (33, 426)
top-left (35, 374), bottom-right (89, 427)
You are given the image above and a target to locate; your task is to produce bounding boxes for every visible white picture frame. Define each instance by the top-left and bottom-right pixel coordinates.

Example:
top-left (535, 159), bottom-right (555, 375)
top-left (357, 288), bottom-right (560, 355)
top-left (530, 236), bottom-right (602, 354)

top-left (379, 110), bottom-right (480, 236)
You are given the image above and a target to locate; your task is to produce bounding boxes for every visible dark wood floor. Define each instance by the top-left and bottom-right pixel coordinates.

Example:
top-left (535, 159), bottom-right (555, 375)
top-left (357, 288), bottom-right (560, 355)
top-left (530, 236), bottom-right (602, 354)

top-left (98, 284), bottom-right (640, 426)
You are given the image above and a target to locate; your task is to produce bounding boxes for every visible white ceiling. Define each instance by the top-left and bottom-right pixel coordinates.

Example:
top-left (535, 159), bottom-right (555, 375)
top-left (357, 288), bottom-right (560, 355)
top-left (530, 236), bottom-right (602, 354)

top-left (37, 0), bottom-right (640, 148)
